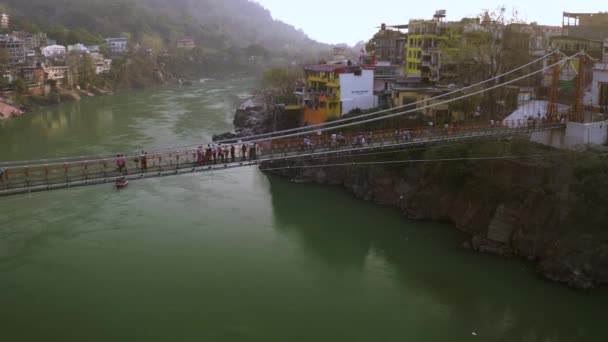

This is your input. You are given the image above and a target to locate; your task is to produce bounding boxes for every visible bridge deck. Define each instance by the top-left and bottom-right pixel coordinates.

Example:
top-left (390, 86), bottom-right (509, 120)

top-left (0, 122), bottom-right (563, 197)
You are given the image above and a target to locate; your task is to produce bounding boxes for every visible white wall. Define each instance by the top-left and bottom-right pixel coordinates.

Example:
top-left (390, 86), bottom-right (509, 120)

top-left (340, 70), bottom-right (377, 115)
top-left (591, 65), bottom-right (608, 107)
top-left (531, 121), bottom-right (608, 149)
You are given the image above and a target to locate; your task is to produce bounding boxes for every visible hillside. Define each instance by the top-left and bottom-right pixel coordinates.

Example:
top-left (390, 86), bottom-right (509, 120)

top-left (1, 0), bottom-right (330, 62)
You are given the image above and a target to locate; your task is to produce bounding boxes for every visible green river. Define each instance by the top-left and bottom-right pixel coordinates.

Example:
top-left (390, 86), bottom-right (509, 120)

top-left (1, 81), bottom-right (607, 341)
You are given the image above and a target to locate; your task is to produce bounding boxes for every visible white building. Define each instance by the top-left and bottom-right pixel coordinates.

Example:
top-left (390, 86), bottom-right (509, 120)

top-left (42, 45), bottom-right (66, 57)
top-left (43, 65), bottom-right (68, 81)
top-left (105, 38), bottom-right (128, 54)
top-left (67, 43), bottom-right (88, 53)
top-left (339, 69), bottom-right (378, 115)
top-left (1, 14), bottom-right (9, 30)
top-left (89, 53), bottom-right (112, 74)
top-left (590, 39), bottom-right (608, 111)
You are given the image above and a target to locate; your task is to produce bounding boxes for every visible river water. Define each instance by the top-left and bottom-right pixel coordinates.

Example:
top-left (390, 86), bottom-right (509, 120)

top-left (1, 81), bottom-right (607, 341)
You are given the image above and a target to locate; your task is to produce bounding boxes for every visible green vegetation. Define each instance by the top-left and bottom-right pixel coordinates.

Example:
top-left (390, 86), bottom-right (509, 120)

top-left (3, 0), bottom-right (330, 64)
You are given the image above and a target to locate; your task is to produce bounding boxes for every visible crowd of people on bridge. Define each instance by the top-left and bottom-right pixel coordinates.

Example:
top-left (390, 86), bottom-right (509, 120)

top-left (114, 143), bottom-right (261, 174)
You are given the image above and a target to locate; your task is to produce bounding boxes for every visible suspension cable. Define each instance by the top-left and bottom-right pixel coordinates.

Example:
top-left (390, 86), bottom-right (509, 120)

top-left (0, 51), bottom-right (571, 167)
top-left (216, 50), bottom-right (560, 143)
top-left (243, 52), bottom-right (581, 142)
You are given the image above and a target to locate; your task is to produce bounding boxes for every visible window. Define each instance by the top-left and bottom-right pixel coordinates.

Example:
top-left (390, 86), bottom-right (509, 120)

top-left (600, 83), bottom-right (608, 107)
top-left (319, 102), bottom-right (327, 109)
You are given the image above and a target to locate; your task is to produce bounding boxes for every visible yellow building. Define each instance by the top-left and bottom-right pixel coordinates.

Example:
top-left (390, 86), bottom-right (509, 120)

top-left (391, 86), bottom-right (464, 122)
top-left (300, 64), bottom-right (377, 125)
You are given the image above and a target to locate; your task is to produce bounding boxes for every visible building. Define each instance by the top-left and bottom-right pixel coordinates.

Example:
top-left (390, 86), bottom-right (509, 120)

top-left (177, 38), bottom-right (196, 50)
top-left (42, 45), bottom-right (67, 57)
top-left (406, 10), bottom-right (473, 85)
top-left (0, 34), bottom-right (26, 65)
top-left (1, 14), bottom-right (9, 30)
top-left (12, 31), bottom-right (47, 50)
top-left (43, 65), bottom-right (68, 84)
top-left (89, 53), bottom-right (112, 74)
top-left (550, 36), bottom-right (604, 59)
top-left (391, 84), bottom-right (466, 121)
top-left (590, 39), bottom-right (608, 113)
top-left (371, 23), bottom-right (407, 65)
top-left (67, 43), bottom-right (89, 53)
top-left (19, 65), bottom-right (45, 85)
top-left (563, 12), bottom-right (608, 42)
top-left (298, 63), bottom-right (377, 125)
top-left (105, 38), bottom-right (128, 54)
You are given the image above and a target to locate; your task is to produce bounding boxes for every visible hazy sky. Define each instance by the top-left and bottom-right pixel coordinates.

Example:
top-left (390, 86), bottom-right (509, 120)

top-left (254, 0), bottom-right (605, 45)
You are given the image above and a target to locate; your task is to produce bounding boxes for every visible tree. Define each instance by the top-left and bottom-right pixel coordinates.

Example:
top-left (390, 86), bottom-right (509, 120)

top-left (262, 68), bottom-right (300, 100)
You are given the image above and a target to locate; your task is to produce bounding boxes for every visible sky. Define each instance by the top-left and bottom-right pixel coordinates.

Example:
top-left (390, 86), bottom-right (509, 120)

top-left (254, 0), bottom-right (606, 45)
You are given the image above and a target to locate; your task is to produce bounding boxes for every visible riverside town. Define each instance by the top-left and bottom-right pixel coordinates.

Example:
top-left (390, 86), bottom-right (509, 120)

top-left (2, 1), bottom-right (608, 341)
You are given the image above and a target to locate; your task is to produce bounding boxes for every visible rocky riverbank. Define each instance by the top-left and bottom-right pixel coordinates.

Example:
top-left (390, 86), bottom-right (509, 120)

top-left (261, 140), bottom-right (608, 289)
top-left (213, 97), bottom-right (274, 141)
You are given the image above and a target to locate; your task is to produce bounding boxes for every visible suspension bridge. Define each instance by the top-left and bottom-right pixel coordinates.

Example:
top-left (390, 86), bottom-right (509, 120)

top-left (0, 51), bottom-right (594, 197)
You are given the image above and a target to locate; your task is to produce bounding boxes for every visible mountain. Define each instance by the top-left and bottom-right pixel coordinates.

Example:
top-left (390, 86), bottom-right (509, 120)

top-left (1, 0), bottom-right (331, 62)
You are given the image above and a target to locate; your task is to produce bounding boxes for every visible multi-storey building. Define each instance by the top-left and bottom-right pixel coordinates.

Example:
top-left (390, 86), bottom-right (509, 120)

top-left (406, 10), bottom-right (473, 85)
top-left (297, 63), bottom-right (377, 125)
top-left (371, 23), bottom-right (407, 65)
top-left (0, 34), bottom-right (26, 65)
top-left (1, 14), bottom-right (9, 30)
top-left (105, 38), bottom-right (128, 54)
top-left (563, 12), bottom-right (608, 42)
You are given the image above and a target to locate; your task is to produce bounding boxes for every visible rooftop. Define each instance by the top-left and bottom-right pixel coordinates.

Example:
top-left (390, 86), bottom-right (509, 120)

top-left (304, 64), bottom-right (360, 73)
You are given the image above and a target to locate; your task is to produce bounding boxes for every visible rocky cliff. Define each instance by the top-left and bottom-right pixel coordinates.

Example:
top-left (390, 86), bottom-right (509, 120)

top-left (262, 140), bottom-right (608, 289)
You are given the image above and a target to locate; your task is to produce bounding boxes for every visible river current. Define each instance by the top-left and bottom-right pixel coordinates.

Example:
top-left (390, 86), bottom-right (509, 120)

top-left (1, 81), bottom-right (607, 341)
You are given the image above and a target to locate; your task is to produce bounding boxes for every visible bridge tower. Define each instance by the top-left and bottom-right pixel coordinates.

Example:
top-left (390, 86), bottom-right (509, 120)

top-left (547, 52), bottom-right (562, 122)
top-left (572, 54), bottom-right (587, 123)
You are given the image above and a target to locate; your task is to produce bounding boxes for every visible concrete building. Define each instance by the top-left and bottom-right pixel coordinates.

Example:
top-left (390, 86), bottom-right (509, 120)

top-left (105, 38), bottom-right (128, 54)
top-left (43, 65), bottom-right (68, 84)
top-left (298, 63), bottom-right (377, 124)
top-left (590, 39), bottom-right (608, 113)
top-left (406, 10), bottom-right (476, 84)
top-left (563, 12), bottom-right (608, 42)
top-left (371, 24), bottom-right (407, 66)
top-left (67, 43), bottom-right (88, 53)
top-left (1, 14), bottom-right (9, 30)
top-left (12, 31), bottom-right (47, 50)
top-left (42, 45), bottom-right (67, 57)
top-left (177, 38), bottom-right (196, 50)
top-left (89, 53), bottom-right (112, 74)
top-left (0, 34), bottom-right (26, 65)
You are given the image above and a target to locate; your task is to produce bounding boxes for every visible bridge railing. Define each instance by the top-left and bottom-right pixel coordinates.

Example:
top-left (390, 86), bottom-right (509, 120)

top-left (0, 120), bottom-right (564, 193)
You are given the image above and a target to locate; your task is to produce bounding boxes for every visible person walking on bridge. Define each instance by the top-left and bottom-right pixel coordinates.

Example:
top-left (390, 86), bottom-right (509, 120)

top-left (241, 144), bottom-right (247, 161)
top-left (116, 154), bottom-right (127, 174)
top-left (140, 151), bottom-right (148, 171)
top-left (206, 145), bottom-right (212, 164)
top-left (230, 145), bottom-right (236, 162)
top-left (212, 145), bottom-right (218, 164)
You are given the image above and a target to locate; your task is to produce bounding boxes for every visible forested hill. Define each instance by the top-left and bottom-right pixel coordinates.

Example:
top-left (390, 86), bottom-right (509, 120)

top-left (0, 0), bottom-right (330, 62)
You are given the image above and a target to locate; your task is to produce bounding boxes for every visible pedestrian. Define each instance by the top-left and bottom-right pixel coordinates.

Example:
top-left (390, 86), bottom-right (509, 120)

top-left (218, 144), bottom-right (224, 163)
top-left (0, 166), bottom-right (5, 184)
top-left (212, 144), bottom-right (218, 164)
top-left (230, 145), bottom-right (236, 162)
top-left (331, 133), bottom-right (337, 148)
top-left (241, 144), bottom-right (247, 161)
top-left (367, 131), bottom-right (373, 145)
top-left (141, 151), bottom-right (148, 171)
top-left (394, 130), bottom-right (400, 144)
top-left (116, 154), bottom-right (123, 173)
top-left (197, 146), bottom-right (204, 166)
top-left (206, 145), bottom-right (212, 164)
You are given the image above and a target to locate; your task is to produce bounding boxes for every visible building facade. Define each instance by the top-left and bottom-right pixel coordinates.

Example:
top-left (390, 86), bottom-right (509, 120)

top-left (0, 34), bottom-right (26, 66)
top-left (299, 64), bottom-right (377, 125)
top-left (42, 45), bottom-right (67, 57)
top-left (591, 39), bottom-right (608, 113)
top-left (105, 38), bottom-right (128, 54)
